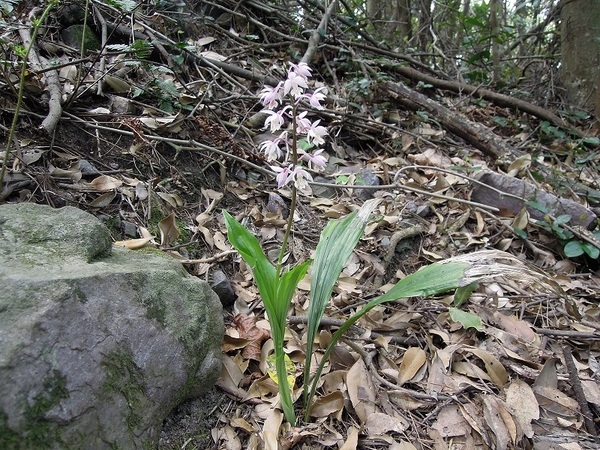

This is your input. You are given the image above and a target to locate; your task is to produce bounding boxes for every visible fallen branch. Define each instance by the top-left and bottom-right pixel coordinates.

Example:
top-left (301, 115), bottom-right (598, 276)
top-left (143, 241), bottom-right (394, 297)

top-left (563, 346), bottom-right (598, 438)
top-left (374, 80), bottom-right (527, 162)
top-left (19, 14), bottom-right (62, 134)
top-left (378, 63), bottom-right (583, 138)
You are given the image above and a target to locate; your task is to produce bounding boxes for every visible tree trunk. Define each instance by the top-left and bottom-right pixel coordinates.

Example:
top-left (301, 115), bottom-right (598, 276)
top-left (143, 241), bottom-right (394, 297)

top-left (560, 0), bottom-right (600, 118)
top-left (489, 0), bottom-right (502, 83)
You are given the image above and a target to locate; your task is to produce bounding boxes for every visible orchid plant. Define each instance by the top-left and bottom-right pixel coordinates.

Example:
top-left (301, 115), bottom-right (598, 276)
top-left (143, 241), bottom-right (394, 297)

top-left (223, 62), bottom-right (470, 427)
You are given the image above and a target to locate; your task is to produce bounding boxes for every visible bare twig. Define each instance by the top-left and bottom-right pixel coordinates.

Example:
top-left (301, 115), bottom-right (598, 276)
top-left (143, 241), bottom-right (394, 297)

top-left (563, 346), bottom-right (598, 437)
top-left (301, 0), bottom-right (338, 64)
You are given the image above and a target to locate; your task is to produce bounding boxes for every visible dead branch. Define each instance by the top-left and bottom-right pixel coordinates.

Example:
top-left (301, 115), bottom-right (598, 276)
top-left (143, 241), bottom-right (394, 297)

top-left (301, 0), bottom-right (338, 64)
top-left (19, 19), bottom-right (62, 134)
top-left (563, 346), bottom-right (598, 438)
top-left (377, 62), bottom-right (583, 137)
top-left (374, 80), bottom-right (527, 162)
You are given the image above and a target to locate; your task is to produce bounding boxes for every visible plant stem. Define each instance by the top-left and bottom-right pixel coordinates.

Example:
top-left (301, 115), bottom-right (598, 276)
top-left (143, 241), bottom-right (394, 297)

top-left (0, 1), bottom-right (57, 188)
top-left (276, 103), bottom-right (300, 275)
top-left (273, 102), bottom-right (299, 425)
top-left (277, 187), bottom-right (297, 274)
top-left (275, 335), bottom-right (296, 425)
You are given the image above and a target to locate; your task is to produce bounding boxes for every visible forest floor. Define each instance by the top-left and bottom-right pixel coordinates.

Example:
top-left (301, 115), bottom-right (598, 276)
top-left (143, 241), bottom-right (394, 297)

top-left (2, 1), bottom-right (600, 449)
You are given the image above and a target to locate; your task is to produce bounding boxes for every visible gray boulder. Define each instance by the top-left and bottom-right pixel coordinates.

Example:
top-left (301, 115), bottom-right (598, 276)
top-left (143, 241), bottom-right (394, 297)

top-left (0, 203), bottom-right (224, 449)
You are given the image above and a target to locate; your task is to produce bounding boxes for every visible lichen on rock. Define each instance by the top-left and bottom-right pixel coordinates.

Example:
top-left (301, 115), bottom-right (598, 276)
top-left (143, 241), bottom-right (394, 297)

top-left (0, 203), bottom-right (224, 449)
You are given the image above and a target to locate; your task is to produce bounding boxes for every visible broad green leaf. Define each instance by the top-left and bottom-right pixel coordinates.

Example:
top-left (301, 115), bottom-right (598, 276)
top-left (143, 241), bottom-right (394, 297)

top-left (582, 242), bottom-right (600, 259)
top-left (223, 210), bottom-right (277, 306)
top-left (512, 228), bottom-right (527, 239)
top-left (553, 214), bottom-right (571, 226)
top-left (582, 137), bottom-right (600, 145)
top-left (305, 261), bottom-right (469, 419)
top-left (224, 210), bottom-right (304, 425)
top-left (274, 260), bottom-right (311, 339)
top-left (273, 339), bottom-right (296, 425)
top-left (564, 240), bottom-right (584, 258)
top-left (376, 262), bottom-right (469, 303)
top-left (303, 199), bottom-right (380, 403)
top-left (526, 200), bottom-right (547, 214)
top-left (448, 307), bottom-right (483, 330)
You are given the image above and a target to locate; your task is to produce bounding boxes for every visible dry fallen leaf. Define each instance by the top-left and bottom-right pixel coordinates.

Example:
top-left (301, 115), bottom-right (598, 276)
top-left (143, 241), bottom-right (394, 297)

top-left (338, 426), bottom-right (359, 450)
top-left (505, 378), bottom-right (539, 439)
top-left (364, 412), bottom-right (409, 435)
top-left (113, 236), bottom-right (155, 249)
top-left (431, 405), bottom-right (469, 438)
top-left (309, 391), bottom-right (345, 419)
top-left (346, 357), bottom-right (378, 423)
top-left (398, 347), bottom-right (427, 386)
top-left (469, 347), bottom-right (508, 387)
top-left (390, 442), bottom-right (418, 450)
top-left (90, 174), bottom-right (122, 191)
top-left (262, 408), bottom-right (283, 450)
top-left (232, 314), bottom-right (270, 361)
top-left (483, 395), bottom-right (513, 450)
top-left (158, 212), bottom-right (180, 247)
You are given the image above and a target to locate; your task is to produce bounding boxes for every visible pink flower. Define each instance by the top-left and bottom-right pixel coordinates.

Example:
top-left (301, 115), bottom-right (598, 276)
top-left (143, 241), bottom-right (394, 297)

top-left (294, 111), bottom-right (311, 134)
top-left (259, 82), bottom-right (283, 108)
top-left (259, 131), bottom-right (289, 161)
top-left (260, 140), bottom-right (283, 161)
top-left (301, 87), bottom-right (327, 109)
top-left (289, 62), bottom-right (312, 79)
top-left (290, 166), bottom-right (313, 190)
top-left (301, 149), bottom-right (327, 170)
top-left (263, 106), bottom-right (290, 133)
top-left (283, 70), bottom-right (308, 98)
top-left (305, 119), bottom-right (328, 145)
top-left (272, 165), bottom-right (293, 188)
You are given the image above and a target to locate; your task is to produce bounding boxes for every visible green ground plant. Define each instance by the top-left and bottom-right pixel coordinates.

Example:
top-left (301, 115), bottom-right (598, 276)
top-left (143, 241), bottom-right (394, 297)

top-left (0, 0), bottom-right (58, 188)
top-left (223, 62), bottom-right (470, 426)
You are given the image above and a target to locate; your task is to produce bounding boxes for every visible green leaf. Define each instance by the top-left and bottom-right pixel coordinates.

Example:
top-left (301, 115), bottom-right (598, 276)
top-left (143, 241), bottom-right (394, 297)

top-left (223, 211), bottom-right (277, 303)
top-left (275, 261), bottom-right (311, 338)
top-left (305, 261), bottom-right (469, 419)
top-left (172, 54), bottom-right (185, 66)
top-left (303, 199), bottom-right (380, 406)
top-left (526, 200), bottom-right (547, 214)
top-left (581, 137), bottom-right (600, 145)
top-left (564, 240), bottom-right (584, 258)
top-left (376, 262), bottom-right (469, 303)
top-left (335, 175), bottom-right (350, 185)
top-left (223, 210), bottom-right (307, 425)
top-left (553, 215), bottom-right (571, 226)
top-left (448, 307), bottom-right (482, 330)
top-left (582, 242), bottom-right (600, 259)
top-left (453, 282), bottom-right (478, 307)
top-left (512, 228), bottom-right (527, 239)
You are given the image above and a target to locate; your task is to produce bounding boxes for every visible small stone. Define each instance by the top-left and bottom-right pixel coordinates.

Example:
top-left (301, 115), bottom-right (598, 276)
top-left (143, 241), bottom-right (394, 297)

top-left (108, 95), bottom-right (134, 114)
top-left (79, 159), bottom-right (100, 175)
top-left (312, 175), bottom-right (337, 199)
top-left (211, 269), bottom-right (236, 307)
top-left (354, 168), bottom-right (380, 200)
top-left (120, 220), bottom-right (138, 238)
top-left (266, 192), bottom-right (288, 218)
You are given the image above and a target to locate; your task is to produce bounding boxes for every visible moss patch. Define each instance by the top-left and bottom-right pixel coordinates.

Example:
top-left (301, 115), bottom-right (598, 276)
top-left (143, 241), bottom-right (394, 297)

top-left (102, 347), bottom-right (146, 430)
top-left (0, 370), bottom-right (68, 449)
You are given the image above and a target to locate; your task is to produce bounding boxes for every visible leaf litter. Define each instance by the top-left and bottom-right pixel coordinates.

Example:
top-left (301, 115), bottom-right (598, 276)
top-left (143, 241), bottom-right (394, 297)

top-left (1, 1), bottom-right (599, 448)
